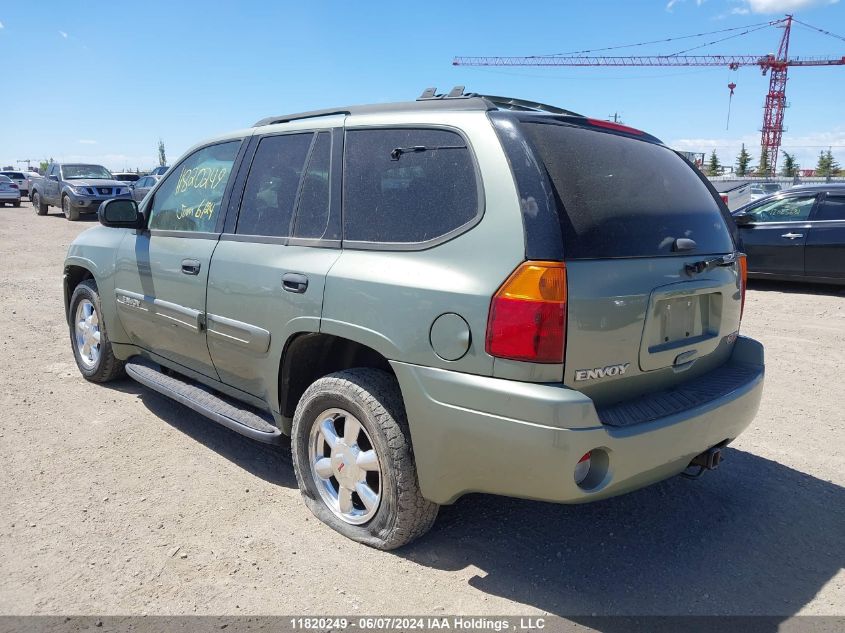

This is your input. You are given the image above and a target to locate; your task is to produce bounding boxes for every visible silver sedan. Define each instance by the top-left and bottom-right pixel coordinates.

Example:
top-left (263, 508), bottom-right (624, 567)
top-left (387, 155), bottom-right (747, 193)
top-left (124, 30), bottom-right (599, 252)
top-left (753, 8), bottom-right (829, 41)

top-left (131, 175), bottom-right (161, 202)
top-left (0, 175), bottom-right (22, 207)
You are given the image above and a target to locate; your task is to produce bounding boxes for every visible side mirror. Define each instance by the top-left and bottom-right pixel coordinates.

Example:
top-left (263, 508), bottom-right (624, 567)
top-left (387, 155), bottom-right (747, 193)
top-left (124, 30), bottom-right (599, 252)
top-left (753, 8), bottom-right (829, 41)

top-left (98, 198), bottom-right (144, 229)
top-left (48, 175), bottom-right (59, 182)
top-left (733, 213), bottom-right (755, 226)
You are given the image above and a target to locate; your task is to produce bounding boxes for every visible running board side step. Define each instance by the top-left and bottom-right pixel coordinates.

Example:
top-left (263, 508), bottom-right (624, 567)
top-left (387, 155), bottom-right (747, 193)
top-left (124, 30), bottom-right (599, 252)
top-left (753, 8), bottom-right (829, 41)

top-left (125, 358), bottom-right (283, 444)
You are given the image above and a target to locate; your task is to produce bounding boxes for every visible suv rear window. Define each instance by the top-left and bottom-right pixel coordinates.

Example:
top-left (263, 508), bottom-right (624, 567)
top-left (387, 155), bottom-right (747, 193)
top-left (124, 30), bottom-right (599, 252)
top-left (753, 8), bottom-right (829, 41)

top-left (519, 121), bottom-right (734, 258)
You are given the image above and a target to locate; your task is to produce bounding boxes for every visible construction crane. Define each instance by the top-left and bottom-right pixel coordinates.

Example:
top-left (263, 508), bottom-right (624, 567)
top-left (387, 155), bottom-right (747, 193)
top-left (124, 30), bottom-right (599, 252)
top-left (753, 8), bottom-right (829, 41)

top-left (453, 15), bottom-right (845, 174)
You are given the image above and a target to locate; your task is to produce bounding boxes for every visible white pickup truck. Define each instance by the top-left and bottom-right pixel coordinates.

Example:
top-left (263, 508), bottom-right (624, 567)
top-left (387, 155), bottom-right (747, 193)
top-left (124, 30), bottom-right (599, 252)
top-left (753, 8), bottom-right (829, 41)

top-left (711, 180), bottom-right (752, 211)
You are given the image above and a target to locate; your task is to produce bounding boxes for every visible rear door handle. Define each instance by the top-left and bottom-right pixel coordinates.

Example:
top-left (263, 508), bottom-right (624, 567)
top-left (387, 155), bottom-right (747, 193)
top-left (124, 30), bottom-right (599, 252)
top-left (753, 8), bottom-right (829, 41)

top-left (181, 259), bottom-right (201, 275)
top-left (282, 272), bottom-right (308, 294)
top-left (781, 233), bottom-right (804, 239)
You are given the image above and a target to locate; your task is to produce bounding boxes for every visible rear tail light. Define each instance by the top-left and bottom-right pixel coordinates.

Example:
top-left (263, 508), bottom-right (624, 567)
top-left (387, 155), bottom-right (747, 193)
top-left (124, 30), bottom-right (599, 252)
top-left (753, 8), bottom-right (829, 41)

top-left (485, 261), bottom-right (567, 363)
top-left (720, 194), bottom-right (729, 206)
top-left (574, 451), bottom-right (592, 485)
top-left (9, 184), bottom-right (18, 189)
top-left (738, 253), bottom-right (748, 320)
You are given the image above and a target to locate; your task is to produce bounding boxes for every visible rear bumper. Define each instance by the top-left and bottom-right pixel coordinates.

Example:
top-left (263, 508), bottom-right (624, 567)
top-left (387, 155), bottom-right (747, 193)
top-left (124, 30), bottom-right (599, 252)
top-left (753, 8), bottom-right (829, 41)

top-left (392, 336), bottom-right (764, 505)
top-left (0, 192), bottom-right (21, 201)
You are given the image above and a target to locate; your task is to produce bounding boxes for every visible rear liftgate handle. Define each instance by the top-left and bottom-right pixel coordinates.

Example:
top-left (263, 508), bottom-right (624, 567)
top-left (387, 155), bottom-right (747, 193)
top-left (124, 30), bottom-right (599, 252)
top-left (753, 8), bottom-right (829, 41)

top-left (282, 272), bottom-right (308, 294)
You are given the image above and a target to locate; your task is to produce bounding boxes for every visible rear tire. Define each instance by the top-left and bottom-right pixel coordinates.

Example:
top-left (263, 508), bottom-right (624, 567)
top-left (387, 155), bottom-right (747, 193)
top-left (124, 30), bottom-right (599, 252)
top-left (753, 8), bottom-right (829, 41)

top-left (291, 368), bottom-right (438, 550)
top-left (68, 279), bottom-right (125, 382)
top-left (62, 195), bottom-right (80, 221)
top-left (33, 191), bottom-right (48, 215)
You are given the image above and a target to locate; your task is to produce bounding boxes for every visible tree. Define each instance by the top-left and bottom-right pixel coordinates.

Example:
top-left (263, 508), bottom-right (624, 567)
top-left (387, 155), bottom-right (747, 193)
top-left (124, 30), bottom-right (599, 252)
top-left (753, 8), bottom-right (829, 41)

top-left (706, 150), bottom-right (722, 176)
top-left (158, 139), bottom-right (167, 167)
top-left (757, 149), bottom-right (770, 177)
top-left (736, 144), bottom-right (752, 176)
top-left (781, 151), bottom-right (799, 178)
top-left (816, 149), bottom-right (840, 179)
top-left (38, 157), bottom-right (54, 174)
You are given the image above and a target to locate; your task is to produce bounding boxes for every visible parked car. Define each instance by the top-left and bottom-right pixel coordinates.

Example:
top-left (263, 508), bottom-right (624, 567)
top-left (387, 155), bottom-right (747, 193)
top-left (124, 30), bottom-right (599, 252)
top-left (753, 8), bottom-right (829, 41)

top-left (0, 171), bottom-right (30, 198)
top-left (130, 174), bottom-right (161, 201)
top-left (30, 163), bottom-right (132, 220)
top-left (149, 165), bottom-right (169, 176)
top-left (63, 89), bottom-right (764, 549)
top-left (733, 183), bottom-right (845, 284)
top-left (0, 175), bottom-right (22, 207)
top-left (112, 172), bottom-right (141, 183)
top-left (749, 182), bottom-right (782, 202)
top-left (711, 180), bottom-right (752, 210)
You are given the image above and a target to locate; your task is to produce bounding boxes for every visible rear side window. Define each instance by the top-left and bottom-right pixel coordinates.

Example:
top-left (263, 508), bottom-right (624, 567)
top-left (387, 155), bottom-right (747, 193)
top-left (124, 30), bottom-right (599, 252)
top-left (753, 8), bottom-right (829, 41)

top-left (815, 195), bottom-right (845, 221)
top-left (293, 132), bottom-right (333, 239)
top-left (237, 133), bottom-right (313, 237)
top-left (520, 122), bottom-right (735, 258)
top-left (343, 128), bottom-right (479, 244)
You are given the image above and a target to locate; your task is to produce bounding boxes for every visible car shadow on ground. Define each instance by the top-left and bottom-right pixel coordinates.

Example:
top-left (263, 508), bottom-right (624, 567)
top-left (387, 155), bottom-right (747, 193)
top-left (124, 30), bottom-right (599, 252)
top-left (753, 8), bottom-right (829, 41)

top-left (400, 447), bottom-right (844, 619)
top-left (103, 378), bottom-right (844, 620)
top-left (103, 378), bottom-right (297, 490)
top-left (748, 278), bottom-right (845, 296)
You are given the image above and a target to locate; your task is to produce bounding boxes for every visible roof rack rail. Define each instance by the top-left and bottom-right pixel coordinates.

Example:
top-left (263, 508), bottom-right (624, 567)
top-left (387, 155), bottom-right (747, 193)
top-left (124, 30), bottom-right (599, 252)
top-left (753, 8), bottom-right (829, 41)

top-left (480, 94), bottom-right (582, 117)
top-left (254, 109), bottom-right (351, 127)
top-left (417, 86), bottom-right (581, 116)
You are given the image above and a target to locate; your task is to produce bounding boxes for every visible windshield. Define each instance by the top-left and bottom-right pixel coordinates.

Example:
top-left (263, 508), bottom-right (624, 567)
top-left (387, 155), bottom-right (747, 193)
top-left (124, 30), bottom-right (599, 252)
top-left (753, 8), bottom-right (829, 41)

top-left (0, 175), bottom-right (11, 183)
top-left (62, 164), bottom-right (113, 180)
top-left (762, 183), bottom-right (781, 192)
top-left (0, 172), bottom-right (25, 179)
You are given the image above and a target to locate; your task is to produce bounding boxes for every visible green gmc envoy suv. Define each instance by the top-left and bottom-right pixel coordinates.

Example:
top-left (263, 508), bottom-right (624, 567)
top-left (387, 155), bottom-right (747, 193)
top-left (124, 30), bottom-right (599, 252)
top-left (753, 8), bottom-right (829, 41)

top-left (64, 88), bottom-right (765, 549)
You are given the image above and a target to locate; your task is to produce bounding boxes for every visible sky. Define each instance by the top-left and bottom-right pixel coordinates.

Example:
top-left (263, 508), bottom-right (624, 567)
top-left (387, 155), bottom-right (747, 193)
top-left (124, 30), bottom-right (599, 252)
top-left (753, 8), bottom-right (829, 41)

top-left (1, 0), bottom-right (844, 172)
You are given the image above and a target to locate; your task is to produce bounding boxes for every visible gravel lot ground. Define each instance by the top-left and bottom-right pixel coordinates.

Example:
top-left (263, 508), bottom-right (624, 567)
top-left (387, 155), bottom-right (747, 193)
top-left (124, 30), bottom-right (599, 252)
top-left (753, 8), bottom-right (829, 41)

top-left (0, 201), bottom-right (843, 619)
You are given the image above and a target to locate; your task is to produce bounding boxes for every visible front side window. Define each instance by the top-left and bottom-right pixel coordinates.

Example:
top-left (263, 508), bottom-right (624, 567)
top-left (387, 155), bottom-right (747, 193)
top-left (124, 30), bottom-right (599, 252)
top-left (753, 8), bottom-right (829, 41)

top-left (148, 141), bottom-right (240, 232)
top-left (343, 128), bottom-right (479, 244)
top-left (746, 195), bottom-right (816, 223)
top-left (237, 133), bottom-right (313, 237)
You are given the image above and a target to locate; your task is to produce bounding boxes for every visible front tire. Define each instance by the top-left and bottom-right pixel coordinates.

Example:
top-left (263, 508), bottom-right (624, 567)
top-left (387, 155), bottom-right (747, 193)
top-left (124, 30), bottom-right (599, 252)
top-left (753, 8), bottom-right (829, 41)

top-left (62, 195), bottom-right (80, 221)
top-left (291, 369), bottom-right (438, 550)
top-left (32, 191), bottom-right (48, 215)
top-left (68, 279), bottom-right (125, 382)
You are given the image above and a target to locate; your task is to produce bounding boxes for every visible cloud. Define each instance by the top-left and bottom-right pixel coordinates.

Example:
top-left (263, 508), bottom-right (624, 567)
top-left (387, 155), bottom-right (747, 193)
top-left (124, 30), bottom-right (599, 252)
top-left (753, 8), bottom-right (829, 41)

top-left (59, 30), bottom-right (68, 38)
top-left (731, 7), bottom-right (751, 14)
top-left (744, 0), bottom-right (839, 12)
top-left (78, 140), bottom-right (97, 145)
top-left (666, 0), bottom-right (706, 10)
top-left (0, 21), bottom-right (5, 29)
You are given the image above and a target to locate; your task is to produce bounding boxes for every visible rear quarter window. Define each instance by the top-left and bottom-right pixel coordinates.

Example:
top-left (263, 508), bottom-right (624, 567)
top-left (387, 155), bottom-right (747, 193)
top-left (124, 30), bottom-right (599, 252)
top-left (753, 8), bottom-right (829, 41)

top-left (343, 128), bottom-right (480, 245)
top-left (520, 121), bottom-right (735, 258)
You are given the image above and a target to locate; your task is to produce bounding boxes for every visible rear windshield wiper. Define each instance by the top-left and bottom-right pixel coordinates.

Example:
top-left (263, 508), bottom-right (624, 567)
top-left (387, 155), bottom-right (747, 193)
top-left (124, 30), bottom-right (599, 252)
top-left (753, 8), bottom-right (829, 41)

top-left (390, 145), bottom-right (466, 160)
top-left (686, 253), bottom-right (738, 275)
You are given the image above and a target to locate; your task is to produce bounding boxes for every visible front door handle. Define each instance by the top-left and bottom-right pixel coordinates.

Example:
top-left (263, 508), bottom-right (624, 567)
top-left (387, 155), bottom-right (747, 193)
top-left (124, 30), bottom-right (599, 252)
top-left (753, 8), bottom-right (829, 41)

top-left (181, 259), bottom-right (201, 275)
top-left (781, 233), bottom-right (804, 239)
top-left (282, 272), bottom-right (308, 294)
